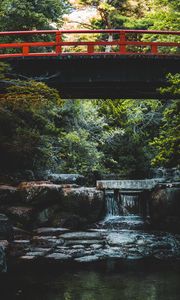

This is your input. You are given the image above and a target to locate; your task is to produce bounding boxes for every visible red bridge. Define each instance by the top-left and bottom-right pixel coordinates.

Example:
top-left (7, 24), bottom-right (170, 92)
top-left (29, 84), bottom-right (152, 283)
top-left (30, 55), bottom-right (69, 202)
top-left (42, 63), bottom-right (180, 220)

top-left (0, 30), bottom-right (180, 98)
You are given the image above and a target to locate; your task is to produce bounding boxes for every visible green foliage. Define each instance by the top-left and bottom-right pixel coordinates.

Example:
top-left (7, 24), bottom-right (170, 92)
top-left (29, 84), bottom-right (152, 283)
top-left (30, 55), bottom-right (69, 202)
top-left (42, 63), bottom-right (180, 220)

top-left (0, 0), bottom-right (70, 30)
top-left (159, 74), bottom-right (180, 96)
top-left (150, 100), bottom-right (180, 167)
top-left (97, 99), bottom-right (164, 178)
top-left (0, 62), bottom-right (63, 172)
top-left (150, 74), bottom-right (180, 168)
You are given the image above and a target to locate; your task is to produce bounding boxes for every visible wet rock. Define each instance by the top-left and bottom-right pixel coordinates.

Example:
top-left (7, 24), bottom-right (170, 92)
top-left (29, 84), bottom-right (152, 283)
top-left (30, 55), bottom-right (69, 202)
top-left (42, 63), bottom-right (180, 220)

top-left (65, 239), bottom-right (105, 246)
top-left (60, 231), bottom-right (104, 240)
top-left (19, 255), bottom-right (37, 261)
top-left (75, 255), bottom-right (100, 263)
top-left (25, 251), bottom-right (47, 257)
top-left (0, 213), bottom-right (14, 241)
top-left (100, 248), bottom-right (125, 259)
top-left (32, 236), bottom-right (64, 248)
top-left (90, 244), bottom-right (102, 250)
top-left (33, 227), bottom-right (69, 236)
top-left (46, 253), bottom-right (72, 261)
top-left (107, 232), bottom-right (137, 246)
top-left (29, 247), bottom-right (52, 253)
top-left (72, 245), bottom-right (85, 249)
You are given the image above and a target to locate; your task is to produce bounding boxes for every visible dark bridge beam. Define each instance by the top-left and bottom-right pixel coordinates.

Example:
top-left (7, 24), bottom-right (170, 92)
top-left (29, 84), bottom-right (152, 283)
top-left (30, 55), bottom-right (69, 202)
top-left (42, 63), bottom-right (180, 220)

top-left (4, 54), bottom-right (180, 99)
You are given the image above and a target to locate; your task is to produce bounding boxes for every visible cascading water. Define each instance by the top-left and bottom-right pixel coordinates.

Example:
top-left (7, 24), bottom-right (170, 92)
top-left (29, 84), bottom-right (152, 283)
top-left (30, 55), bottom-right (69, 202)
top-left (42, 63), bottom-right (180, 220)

top-left (121, 194), bottom-right (140, 215)
top-left (105, 190), bottom-right (119, 217)
top-left (101, 190), bottom-right (145, 230)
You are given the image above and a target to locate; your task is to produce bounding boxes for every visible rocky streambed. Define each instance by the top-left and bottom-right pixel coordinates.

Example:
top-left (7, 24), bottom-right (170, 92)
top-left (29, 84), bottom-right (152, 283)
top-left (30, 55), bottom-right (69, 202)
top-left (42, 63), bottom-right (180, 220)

top-left (6, 222), bottom-right (180, 267)
top-left (0, 178), bottom-right (180, 272)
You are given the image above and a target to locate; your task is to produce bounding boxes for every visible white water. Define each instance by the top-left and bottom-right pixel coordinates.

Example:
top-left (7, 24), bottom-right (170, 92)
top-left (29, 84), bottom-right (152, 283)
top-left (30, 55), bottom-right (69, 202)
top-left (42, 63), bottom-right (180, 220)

top-left (105, 190), bottom-right (119, 217)
top-left (103, 191), bottom-right (144, 229)
top-left (121, 194), bottom-right (140, 215)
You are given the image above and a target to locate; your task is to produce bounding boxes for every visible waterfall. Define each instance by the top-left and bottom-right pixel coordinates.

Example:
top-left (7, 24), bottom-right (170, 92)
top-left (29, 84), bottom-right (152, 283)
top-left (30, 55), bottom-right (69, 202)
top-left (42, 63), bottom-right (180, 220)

top-left (121, 194), bottom-right (140, 215)
top-left (105, 190), bottom-right (119, 217)
top-left (102, 191), bottom-right (144, 229)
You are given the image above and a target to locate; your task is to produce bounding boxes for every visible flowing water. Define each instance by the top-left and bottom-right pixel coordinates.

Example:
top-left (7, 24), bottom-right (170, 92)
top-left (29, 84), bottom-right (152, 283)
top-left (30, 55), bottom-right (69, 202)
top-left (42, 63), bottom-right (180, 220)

top-left (102, 191), bottom-right (144, 230)
top-left (2, 187), bottom-right (180, 299)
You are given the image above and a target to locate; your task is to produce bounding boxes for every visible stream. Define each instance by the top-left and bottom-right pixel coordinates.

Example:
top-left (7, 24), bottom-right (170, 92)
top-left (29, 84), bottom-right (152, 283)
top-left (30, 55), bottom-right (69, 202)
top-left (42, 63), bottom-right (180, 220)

top-left (2, 190), bottom-right (180, 300)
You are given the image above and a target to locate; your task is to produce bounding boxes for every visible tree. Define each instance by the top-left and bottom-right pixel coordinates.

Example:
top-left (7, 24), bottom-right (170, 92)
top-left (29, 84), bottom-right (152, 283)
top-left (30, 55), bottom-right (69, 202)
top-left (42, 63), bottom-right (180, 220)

top-left (78, 0), bottom-right (151, 29)
top-left (0, 0), bottom-right (70, 30)
top-left (150, 74), bottom-right (180, 168)
top-left (0, 62), bottom-right (64, 173)
top-left (97, 99), bottom-right (164, 178)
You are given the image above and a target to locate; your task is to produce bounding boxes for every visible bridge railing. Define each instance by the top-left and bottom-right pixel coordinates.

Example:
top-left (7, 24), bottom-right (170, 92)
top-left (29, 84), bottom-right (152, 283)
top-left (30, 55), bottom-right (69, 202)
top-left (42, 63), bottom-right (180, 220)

top-left (0, 29), bottom-right (179, 58)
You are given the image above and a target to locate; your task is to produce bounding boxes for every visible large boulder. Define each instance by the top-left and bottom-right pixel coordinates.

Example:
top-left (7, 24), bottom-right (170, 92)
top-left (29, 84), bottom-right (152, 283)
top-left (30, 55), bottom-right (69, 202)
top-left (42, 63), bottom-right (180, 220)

top-left (17, 181), bottom-right (63, 206)
top-left (0, 182), bottom-right (105, 230)
top-left (150, 183), bottom-right (180, 231)
top-left (51, 187), bottom-right (104, 228)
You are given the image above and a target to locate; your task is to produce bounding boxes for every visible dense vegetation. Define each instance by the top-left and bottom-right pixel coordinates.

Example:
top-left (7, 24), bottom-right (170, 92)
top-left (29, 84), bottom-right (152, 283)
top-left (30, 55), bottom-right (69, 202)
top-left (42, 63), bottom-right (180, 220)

top-left (0, 0), bottom-right (179, 180)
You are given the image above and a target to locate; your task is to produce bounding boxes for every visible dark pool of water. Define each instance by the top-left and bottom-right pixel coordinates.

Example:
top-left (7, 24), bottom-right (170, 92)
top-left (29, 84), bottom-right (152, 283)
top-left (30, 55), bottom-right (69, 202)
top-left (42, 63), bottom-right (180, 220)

top-left (1, 262), bottom-right (180, 300)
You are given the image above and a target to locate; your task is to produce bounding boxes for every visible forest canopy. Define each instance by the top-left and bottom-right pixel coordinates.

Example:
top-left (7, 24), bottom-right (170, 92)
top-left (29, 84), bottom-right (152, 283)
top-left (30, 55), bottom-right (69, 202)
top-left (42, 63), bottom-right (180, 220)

top-left (0, 0), bottom-right (179, 180)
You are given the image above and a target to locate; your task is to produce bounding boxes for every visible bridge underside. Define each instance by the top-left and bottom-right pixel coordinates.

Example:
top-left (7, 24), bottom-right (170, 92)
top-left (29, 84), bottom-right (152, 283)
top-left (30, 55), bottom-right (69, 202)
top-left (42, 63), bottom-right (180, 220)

top-left (3, 55), bottom-right (180, 99)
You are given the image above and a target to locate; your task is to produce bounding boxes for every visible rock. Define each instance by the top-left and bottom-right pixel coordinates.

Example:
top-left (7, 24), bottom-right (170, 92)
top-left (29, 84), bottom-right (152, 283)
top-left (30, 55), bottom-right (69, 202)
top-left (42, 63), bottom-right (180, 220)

top-left (107, 232), bottom-right (137, 246)
top-left (90, 244), bottom-right (102, 250)
top-left (36, 205), bottom-right (60, 226)
top-left (64, 239), bottom-right (105, 246)
top-left (13, 227), bottom-right (32, 240)
top-left (19, 255), bottom-right (37, 261)
top-left (0, 214), bottom-right (14, 241)
top-left (55, 187), bottom-right (104, 226)
top-left (17, 181), bottom-right (63, 206)
top-left (33, 227), bottom-right (69, 236)
top-left (5, 207), bottom-right (35, 227)
top-left (25, 251), bottom-right (47, 257)
top-left (0, 185), bottom-right (18, 205)
top-left (29, 247), bottom-right (52, 253)
top-left (72, 245), bottom-right (85, 249)
top-left (75, 255), bottom-right (100, 263)
top-left (0, 240), bottom-right (9, 250)
top-left (47, 173), bottom-right (85, 185)
top-left (60, 231), bottom-right (104, 240)
top-left (0, 246), bottom-right (7, 272)
top-left (32, 236), bottom-right (64, 248)
top-left (150, 184), bottom-right (180, 231)
top-left (45, 253), bottom-right (72, 261)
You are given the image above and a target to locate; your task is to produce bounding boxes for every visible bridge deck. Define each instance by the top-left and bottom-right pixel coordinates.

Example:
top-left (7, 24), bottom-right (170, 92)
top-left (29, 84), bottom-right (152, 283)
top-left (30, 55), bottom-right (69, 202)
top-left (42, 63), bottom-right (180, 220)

top-left (0, 30), bottom-right (179, 99)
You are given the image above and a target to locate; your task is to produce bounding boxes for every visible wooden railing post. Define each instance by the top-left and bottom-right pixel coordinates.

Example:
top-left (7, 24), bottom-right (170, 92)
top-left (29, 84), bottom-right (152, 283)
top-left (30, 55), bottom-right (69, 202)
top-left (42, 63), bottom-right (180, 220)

top-left (87, 44), bottom-right (94, 54)
top-left (22, 46), bottom-right (29, 56)
top-left (56, 31), bottom-right (62, 54)
top-left (151, 44), bottom-right (158, 54)
top-left (119, 31), bottom-right (126, 54)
